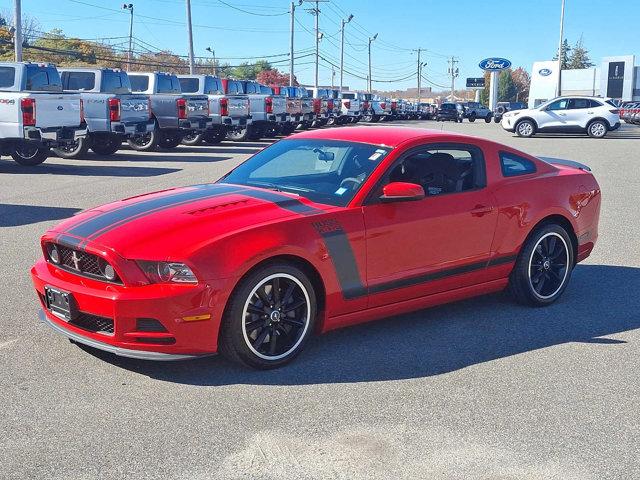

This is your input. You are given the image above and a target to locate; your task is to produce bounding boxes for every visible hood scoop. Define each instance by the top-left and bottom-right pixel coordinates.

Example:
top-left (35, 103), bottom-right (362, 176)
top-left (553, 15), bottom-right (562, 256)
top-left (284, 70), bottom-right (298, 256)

top-left (186, 198), bottom-right (251, 216)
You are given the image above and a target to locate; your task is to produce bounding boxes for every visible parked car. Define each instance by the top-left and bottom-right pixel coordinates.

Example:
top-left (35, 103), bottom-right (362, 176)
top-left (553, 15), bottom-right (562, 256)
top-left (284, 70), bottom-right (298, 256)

top-left (619, 101), bottom-right (640, 124)
top-left (296, 86), bottom-right (314, 129)
top-left (127, 72), bottom-right (209, 151)
top-left (178, 74), bottom-right (250, 145)
top-left (417, 102), bottom-right (433, 120)
top-left (501, 96), bottom-right (621, 138)
top-left (493, 101), bottom-right (527, 123)
top-left (272, 85), bottom-right (303, 135)
top-left (462, 102), bottom-right (492, 123)
top-left (361, 93), bottom-right (386, 122)
top-left (0, 62), bottom-right (86, 166)
top-left (56, 67), bottom-right (153, 157)
top-left (32, 127), bottom-right (601, 368)
top-left (436, 102), bottom-right (464, 122)
top-left (308, 87), bottom-right (335, 127)
top-left (337, 91), bottom-right (361, 124)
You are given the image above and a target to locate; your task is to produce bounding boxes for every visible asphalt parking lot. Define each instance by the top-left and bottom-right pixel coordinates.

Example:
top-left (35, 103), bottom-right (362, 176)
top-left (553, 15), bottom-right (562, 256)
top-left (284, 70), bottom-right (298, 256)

top-left (1, 121), bottom-right (639, 479)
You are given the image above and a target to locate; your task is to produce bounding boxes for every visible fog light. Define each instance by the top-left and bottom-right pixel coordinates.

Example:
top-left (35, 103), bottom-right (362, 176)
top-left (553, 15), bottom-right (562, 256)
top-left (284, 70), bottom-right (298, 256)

top-left (48, 244), bottom-right (60, 264)
top-left (103, 263), bottom-right (116, 281)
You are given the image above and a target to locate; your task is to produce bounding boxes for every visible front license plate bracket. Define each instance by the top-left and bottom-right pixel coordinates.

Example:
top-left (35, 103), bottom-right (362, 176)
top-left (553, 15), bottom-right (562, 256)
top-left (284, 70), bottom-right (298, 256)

top-left (44, 286), bottom-right (77, 321)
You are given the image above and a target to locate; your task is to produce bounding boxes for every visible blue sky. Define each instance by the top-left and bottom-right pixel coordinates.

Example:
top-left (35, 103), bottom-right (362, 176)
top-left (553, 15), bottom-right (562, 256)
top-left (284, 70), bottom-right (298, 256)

top-left (17, 0), bottom-right (640, 91)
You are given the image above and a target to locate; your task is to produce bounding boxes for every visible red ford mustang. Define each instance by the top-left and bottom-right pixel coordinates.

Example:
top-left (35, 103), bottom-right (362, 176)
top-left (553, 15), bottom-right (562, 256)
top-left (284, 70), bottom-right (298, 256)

top-left (31, 127), bottom-right (601, 369)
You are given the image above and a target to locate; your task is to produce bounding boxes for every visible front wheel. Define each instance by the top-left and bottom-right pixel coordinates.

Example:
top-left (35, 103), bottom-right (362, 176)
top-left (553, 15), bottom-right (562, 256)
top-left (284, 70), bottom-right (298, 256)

top-left (219, 263), bottom-right (317, 369)
top-left (468, 114), bottom-right (476, 122)
top-left (587, 120), bottom-right (608, 138)
top-left (515, 119), bottom-right (535, 137)
top-left (11, 143), bottom-right (49, 166)
top-left (485, 114), bottom-right (492, 123)
top-left (508, 224), bottom-right (574, 306)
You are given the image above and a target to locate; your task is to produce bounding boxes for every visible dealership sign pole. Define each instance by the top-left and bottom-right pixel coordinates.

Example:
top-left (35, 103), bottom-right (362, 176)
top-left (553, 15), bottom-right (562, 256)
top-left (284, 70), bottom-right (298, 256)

top-left (479, 57), bottom-right (511, 111)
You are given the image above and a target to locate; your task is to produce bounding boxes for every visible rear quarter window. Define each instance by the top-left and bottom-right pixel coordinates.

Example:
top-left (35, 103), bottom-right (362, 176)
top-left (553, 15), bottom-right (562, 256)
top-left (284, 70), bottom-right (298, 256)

top-left (25, 66), bottom-right (62, 92)
top-left (61, 71), bottom-right (95, 91)
top-left (0, 66), bottom-right (15, 88)
top-left (157, 75), bottom-right (181, 93)
top-left (101, 71), bottom-right (131, 93)
top-left (500, 152), bottom-right (537, 177)
top-left (179, 77), bottom-right (199, 93)
top-left (129, 75), bottom-right (149, 92)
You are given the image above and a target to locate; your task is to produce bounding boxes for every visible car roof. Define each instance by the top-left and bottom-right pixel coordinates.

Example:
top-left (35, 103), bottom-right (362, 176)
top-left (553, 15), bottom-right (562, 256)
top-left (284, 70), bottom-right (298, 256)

top-left (289, 126), bottom-right (479, 148)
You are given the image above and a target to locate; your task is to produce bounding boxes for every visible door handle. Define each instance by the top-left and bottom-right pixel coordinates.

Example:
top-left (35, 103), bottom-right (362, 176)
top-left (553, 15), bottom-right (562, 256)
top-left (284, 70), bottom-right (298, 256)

top-left (558, 113), bottom-right (567, 116)
top-left (470, 204), bottom-right (493, 216)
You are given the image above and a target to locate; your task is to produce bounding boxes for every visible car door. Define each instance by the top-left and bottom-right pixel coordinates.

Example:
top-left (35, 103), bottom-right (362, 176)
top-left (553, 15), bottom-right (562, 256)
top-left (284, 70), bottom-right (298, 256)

top-left (538, 98), bottom-right (569, 129)
top-left (563, 98), bottom-right (592, 128)
top-left (362, 143), bottom-right (498, 308)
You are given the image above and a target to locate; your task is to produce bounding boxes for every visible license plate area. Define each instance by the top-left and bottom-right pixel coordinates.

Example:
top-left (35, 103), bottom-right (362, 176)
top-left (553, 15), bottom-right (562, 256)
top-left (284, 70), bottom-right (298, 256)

top-left (136, 123), bottom-right (146, 133)
top-left (44, 286), bottom-right (77, 321)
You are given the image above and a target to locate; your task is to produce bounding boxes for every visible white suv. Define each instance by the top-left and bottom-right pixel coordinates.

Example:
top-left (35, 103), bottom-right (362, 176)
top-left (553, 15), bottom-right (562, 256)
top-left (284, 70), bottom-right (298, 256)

top-left (501, 96), bottom-right (621, 138)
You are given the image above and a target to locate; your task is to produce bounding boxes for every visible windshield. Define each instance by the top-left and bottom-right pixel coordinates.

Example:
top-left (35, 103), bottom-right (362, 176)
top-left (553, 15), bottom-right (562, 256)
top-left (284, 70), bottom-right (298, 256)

top-left (219, 139), bottom-right (391, 207)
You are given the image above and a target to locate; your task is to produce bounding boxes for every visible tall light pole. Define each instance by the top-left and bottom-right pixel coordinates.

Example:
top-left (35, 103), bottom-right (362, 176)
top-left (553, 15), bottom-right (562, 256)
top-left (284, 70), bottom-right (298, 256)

top-left (416, 48), bottom-right (421, 103)
top-left (185, 0), bottom-right (195, 73)
top-left (368, 33), bottom-right (377, 93)
top-left (556, 0), bottom-right (566, 97)
top-left (123, 3), bottom-right (134, 71)
top-left (13, 0), bottom-right (22, 61)
top-left (206, 46), bottom-right (216, 76)
top-left (314, 1), bottom-right (319, 89)
top-left (339, 13), bottom-right (353, 92)
top-left (448, 56), bottom-right (459, 101)
top-left (289, 0), bottom-right (302, 86)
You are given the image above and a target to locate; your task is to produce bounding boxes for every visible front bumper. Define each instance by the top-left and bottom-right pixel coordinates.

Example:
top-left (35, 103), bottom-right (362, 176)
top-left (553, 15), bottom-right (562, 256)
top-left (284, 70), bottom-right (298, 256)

top-left (31, 258), bottom-right (227, 358)
top-left (24, 125), bottom-right (87, 145)
top-left (501, 116), bottom-right (516, 131)
top-left (111, 119), bottom-right (155, 136)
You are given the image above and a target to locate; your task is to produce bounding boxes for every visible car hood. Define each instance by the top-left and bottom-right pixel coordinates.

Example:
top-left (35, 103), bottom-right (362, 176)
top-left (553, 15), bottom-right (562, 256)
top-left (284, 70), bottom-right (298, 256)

top-left (50, 183), bottom-right (328, 259)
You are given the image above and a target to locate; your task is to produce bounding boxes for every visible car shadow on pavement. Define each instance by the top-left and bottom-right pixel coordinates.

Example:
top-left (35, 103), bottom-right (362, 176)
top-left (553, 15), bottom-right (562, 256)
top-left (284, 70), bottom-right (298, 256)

top-left (0, 160), bottom-right (180, 177)
top-left (83, 264), bottom-right (640, 386)
top-left (0, 204), bottom-right (82, 227)
top-left (75, 152), bottom-right (235, 163)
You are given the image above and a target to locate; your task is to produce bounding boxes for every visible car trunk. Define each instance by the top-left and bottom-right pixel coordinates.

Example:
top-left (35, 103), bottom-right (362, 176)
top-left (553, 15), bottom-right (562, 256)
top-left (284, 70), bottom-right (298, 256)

top-left (29, 93), bottom-right (82, 128)
top-left (118, 94), bottom-right (150, 124)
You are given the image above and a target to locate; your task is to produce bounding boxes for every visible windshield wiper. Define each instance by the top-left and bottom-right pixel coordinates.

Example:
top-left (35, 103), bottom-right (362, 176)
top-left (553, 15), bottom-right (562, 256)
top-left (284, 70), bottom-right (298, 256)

top-left (247, 181), bottom-right (283, 192)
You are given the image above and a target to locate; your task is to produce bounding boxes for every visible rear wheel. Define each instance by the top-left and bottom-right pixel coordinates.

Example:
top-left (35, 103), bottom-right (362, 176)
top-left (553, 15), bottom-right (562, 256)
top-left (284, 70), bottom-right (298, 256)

top-left (226, 124), bottom-right (255, 142)
top-left (515, 119), bottom-right (535, 137)
top-left (51, 136), bottom-right (90, 159)
top-left (485, 114), bottom-right (492, 123)
top-left (468, 113), bottom-right (476, 122)
top-left (202, 128), bottom-right (227, 144)
top-left (279, 123), bottom-right (296, 135)
top-left (181, 132), bottom-right (204, 146)
top-left (508, 224), bottom-right (574, 306)
top-left (219, 263), bottom-right (317, 369)
top-left (11, 143), bottom-right (49, 166)
top-left (127, 128), bottom-right (159, 151)
top-left (90, 135), bottom-right (121, 155)
top-left (587, 120), bottom-right (608, 138)
top-left (158, 131), bottom-right (183, 149)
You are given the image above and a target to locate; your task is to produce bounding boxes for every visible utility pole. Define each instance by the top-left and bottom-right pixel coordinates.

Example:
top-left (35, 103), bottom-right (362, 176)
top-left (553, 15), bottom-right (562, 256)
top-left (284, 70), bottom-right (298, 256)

top-left (185, 0), bottom-right (195, 74)
top-left (206, 46), bottom-right (216, 75)
top-left (314, 1), bottom-right (319, 89)
top-left (289, 1), bottom-right (296, 86)
top-left (448, 56), bottom-right (459, 101)
top-left (556, 0), bottom-right (566, 97)
top-left (13, 0), bottom-right (22, 62)
top-left (123, 3), bottom-right (134, 71)
top-left (367, 33), bottom-right (377, 92)
top-left (339, 13), bottom-right (353, 92)
top-left (416, 48), bottom-right (421, 104)
top-left (331, 67), bottom-right (335, 89)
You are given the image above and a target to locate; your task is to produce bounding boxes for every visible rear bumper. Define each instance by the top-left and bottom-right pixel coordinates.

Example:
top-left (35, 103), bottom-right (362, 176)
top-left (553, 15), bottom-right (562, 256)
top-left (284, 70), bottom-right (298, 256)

top-left (111, 119), bottom-right (155, 136)
top-left (23, 125), bottom-right (87, 145)
top-left (222, 115), bottom-right (251, 127)
top-left (610, 121), bottom-right (621, 131)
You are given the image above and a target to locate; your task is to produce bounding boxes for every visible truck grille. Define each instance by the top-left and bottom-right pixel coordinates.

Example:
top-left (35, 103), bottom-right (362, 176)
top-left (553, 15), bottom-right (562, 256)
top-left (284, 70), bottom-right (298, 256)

top-left (69, 312), bottom-right (114, 335)
top-left (48, 243), bottom-right (121, 284)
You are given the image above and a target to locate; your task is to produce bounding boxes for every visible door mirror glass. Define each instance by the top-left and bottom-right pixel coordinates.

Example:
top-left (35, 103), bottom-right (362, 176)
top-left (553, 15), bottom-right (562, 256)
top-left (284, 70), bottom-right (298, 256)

top-left (380, 182), bottom-right (425, 203)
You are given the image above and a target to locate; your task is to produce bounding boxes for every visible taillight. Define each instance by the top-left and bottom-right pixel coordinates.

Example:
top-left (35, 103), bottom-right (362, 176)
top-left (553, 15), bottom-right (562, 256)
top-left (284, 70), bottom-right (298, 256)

top-left (220, 98), bottom-right (229, 116)
top-left (265, 96), bottom-right (273, 114)
top-left (108, 97), bottom-right (121, 122)
top-left (327, 99), bottom-right (334, 111)
top-left (609, 109), bottom-right (619, 114)
top-left (313, 98), bottom-right (321, 113)
top-left (343, 100), bottom-right (350, 109)
top-left (80, 98), bottom-right (85, 123)
top-left (21, 98), bottom-right (36, 127)
top-left (391, 101), bottom-right (397, 109)
top-left (380, 102), bottom-right (386, 110)
top-left (177, 98), bottom-right (187, 119)
top-left (362, 101), bottom-right (369, 110)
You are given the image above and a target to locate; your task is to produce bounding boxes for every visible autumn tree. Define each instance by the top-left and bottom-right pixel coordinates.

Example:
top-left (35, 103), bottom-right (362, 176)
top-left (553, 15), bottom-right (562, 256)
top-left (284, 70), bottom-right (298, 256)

top-left (257, 68), bottom-right (296, 86)
top-left (230, 60), bottom-right (271, 80)
top-left (511, 67), bottom-right (531, 103)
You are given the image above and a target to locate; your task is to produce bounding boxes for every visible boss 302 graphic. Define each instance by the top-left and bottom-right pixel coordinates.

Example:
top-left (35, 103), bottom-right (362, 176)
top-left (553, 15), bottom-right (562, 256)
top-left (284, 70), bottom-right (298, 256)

top-left (31, 127), bottom-right (601, 369)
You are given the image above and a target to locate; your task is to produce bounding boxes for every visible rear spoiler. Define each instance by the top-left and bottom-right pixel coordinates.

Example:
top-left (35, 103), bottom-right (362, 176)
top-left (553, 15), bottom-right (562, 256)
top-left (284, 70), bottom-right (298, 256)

top-left (538, 156), bottom-right (591, 172)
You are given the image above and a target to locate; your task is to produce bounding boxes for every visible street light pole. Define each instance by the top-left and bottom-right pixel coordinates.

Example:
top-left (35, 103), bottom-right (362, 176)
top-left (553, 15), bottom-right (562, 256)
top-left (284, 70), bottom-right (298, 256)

top-left (185, 0), bottom-right (196, 74)
top-left (416, 48), bottom-right (421, 104)
top-left (206, 46), bottom-right (216, 76)
top-left (368, 33), bottom-right (377, 93)
top-left (339, 14), bottom-right (353, 92)
top-left (556, 0), bottom-right (566, 97)
top-left (13, 0), bottom-right (22, 62)
top-left (289, 1), bottom-right (302, 86)
top-left (123, 3), bottom-right (134, 71)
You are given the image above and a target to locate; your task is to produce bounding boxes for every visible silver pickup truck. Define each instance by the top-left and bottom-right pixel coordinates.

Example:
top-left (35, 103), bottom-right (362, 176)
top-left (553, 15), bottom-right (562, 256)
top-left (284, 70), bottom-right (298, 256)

top-left (308, 87), bottom-right (335, 127)
top-left (55, 67), bottom-right (153, 157)
top-left (0, 62), bottom-right (86, 166)
top-left (177, 74), bottom-right (250, 145)
top-left (337, 91), bottom-right (361, 124)
top-left (127, 72), bottom-right (211, 151)
top-left (360, 93), bottom-right (386, 123)
top-left (226, 80), bottom-right (286, 141)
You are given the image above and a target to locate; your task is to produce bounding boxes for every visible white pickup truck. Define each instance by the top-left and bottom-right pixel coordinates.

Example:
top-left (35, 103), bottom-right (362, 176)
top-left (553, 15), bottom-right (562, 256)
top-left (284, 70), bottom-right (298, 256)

top-left (0, 62), bottom-right (87, 166)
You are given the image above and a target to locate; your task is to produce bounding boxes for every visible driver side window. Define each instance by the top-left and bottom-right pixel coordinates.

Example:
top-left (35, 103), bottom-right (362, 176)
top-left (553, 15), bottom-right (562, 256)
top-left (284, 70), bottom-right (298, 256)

top-left (546, 99), bottom-right (569, 111)
top-left (385, 145), bottom-right (486, 197)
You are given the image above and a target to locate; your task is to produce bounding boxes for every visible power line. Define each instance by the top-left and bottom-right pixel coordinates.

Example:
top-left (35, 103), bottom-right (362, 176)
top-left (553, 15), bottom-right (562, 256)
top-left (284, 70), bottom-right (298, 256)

top-left (215, 0), bottom-right (288, 16)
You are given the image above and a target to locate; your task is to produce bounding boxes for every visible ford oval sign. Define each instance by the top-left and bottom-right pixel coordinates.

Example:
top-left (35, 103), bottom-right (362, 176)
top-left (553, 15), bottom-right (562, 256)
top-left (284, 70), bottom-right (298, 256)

top-left (538, 68), bottom-right (552, 76)
top-left (479, 58), bottom-right (512, 71)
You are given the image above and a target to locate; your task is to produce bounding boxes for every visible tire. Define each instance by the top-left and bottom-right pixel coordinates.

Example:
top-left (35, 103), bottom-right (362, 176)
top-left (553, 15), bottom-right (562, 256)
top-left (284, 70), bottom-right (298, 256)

top-left (508, 223), bottom-right (574, 307)
top-left (587, 120), bottom-right (608, 138)
top-left (181, 132), bottom-right (204, 146)
top-left (494, 116), bottom-right (501, 123)
top-left (515, 119), bottom-right (536, 137)
top-left (158, 131), bottom-right (182, 149)
top-left (280, 123), bottom-right (296, 135)
top-left (219, 262), bottom-right (317, 369)
top-left (468, 113), bottom-right (476, 122)
top-left (202, 128), bottom-right (227, 145)
top-left (51, 136), bottom-right (90, 159)
top-left (226, 124), bottom-right (255, 142)
top-left (370, 115), bottom-right (380, 123)
top-left (11, 143), bottom-right (49, 166)
top-left (485, 114), bottom-right (492, 123)
top-left (362, 114), bottom-right (373, 122)
top-left (127, 128), bottom-right (159, 151)
top-left (90, 135), bottom-right (121, 156)
top-left (326, 117), bottom-right (336, 126)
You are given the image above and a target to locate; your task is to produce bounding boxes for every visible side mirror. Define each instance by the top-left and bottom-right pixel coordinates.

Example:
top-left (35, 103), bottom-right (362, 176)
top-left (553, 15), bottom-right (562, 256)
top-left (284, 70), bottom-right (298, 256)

top-left (379, 182), bottom-right (425, 203)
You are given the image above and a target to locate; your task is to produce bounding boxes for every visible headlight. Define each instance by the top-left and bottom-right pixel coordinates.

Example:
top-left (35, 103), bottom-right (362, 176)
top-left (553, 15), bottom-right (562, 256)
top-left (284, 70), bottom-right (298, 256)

top-left (47, 244), bottom-right (60, 264)
top-left (137, 261), bottom-right (198, 284)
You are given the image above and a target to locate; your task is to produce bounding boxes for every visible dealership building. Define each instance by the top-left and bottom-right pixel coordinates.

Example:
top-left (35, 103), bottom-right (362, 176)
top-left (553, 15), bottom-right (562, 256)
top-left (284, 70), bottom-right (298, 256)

top-left (528, 55), bottom-right (639, 107)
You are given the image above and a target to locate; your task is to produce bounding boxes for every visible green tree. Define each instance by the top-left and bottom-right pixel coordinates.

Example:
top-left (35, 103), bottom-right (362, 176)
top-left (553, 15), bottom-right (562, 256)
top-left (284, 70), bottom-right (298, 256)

top-left (498, 69), bottom-right (517, 102)
top-left (479, 70), bottom-right (491, 105)
top-left (568, 35), bottom-right (594, 69)
top-left (552, 39), bottom-right (571, 69)
top-left (230, 60), bottom-right (272, 80)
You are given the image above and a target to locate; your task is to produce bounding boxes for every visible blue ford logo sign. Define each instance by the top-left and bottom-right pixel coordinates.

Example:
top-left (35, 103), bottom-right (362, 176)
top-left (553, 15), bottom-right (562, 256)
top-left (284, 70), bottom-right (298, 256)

top-left (479, 58), bottom-right (512, 71)
top-left (539, 68), bottom-right (552, 76)
top-left (57, 105), bottom-right (63, 110)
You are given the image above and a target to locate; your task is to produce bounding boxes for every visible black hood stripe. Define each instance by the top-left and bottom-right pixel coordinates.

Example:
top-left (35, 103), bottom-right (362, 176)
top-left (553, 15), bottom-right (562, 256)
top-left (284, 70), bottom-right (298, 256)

top-left (239, 188), bottom-right (323, 216)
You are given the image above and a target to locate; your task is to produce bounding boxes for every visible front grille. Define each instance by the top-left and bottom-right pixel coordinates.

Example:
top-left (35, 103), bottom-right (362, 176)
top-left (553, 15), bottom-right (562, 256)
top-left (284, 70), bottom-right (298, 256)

top-left (69, 312), bottom-right (114, 335)
top-left (49, 243), bottom-right (121, 284)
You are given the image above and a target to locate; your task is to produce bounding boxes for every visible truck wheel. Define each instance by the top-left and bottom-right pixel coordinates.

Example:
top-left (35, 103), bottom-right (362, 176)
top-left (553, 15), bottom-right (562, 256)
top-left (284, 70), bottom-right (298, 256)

top-left (181, 132), bottom-right (204, 146)
top-left (127, 129), bottom-right (159, 151)
top-left (468, 113), bottom-right (476, 122)
top-left (280, 123), bottom-right (295, 135)
top-left (91, 135), bottom-right (121, 156)
top-left (326, 117), bottom-right (336, 126)
top-left (51, 137), bottom-right (90, 159)
top-left (202, 129), bottom-right (227, 145)
top-left (362, 114), bottom-right (373, 122)
top-left (158, 132), bottom-right (183, 149)
top-left (226, 125), bottom-right (255, 142)
top-left (485, 114), bottom-right (492, 123)
top-left (11, 143), bottom-right (49, 166)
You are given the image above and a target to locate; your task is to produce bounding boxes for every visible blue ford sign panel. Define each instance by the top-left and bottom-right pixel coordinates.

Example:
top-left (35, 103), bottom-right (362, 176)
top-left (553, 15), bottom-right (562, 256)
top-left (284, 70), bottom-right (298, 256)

top-left (479, 58), bottom-right (512, 71)
top-left (538, 68), bottom-right (552, 76)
